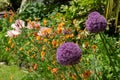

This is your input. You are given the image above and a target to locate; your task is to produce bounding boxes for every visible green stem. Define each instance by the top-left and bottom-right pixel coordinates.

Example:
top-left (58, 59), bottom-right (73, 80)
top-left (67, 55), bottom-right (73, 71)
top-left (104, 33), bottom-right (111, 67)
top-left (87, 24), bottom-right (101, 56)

top-left (72, 65), bottom-right (82, 80)
top-left (99, 33), bottom-right (118, 79)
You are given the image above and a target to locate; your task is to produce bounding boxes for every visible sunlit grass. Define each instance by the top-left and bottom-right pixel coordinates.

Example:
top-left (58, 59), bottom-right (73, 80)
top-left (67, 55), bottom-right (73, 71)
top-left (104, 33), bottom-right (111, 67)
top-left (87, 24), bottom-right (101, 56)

top-left (0, 64), bottom-right (27, 80)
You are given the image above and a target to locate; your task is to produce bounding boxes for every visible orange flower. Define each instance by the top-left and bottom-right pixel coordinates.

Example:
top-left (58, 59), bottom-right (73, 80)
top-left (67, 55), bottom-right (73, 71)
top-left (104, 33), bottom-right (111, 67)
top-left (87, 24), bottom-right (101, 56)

top-left (33, 64), bottom-right (38, 70)
top-left (3, 13), bottom-right (8, 18)
top-left (51, 68), bottom-right (58, 74)
top-left (83, 70), bottom-right (92, 79)
top-left (60, 75), bottom-right (65, 80)
top-left (57, 27), bottom-right (63, 34)
top-left (58, 22), bottom-right (65, 28)
top-left (38, 27), bottom-right (52, 37)
top-left (91, 45), bottom-right (97, 52)
top-left (52, 39), bottom-right (58, 48)
top-left (48, 66), bottom-right (52, 70)
top-left (41, 51), bottom-right (45, 60)
top-left (72, 74), bottom-right (77, 80)
top-left (69, 73), bottom-right (77, 80)
top-left (82, 42), bottom-right (89, 49)
top-left (36, 36), bottom-right (41, 40)
top-left (34, 32), bottom-right (38, 36)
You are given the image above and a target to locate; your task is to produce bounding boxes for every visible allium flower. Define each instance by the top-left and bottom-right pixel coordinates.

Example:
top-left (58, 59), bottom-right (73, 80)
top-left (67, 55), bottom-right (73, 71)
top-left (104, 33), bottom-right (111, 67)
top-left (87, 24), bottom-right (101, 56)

top-left (85, 11), bottom-right (107, 33)
top-left (6, 30), bottom-right (21, 37)
top-left (11, 20), bottom-right (25, 31)
top-left (56, 42), bottom-right (82, 65)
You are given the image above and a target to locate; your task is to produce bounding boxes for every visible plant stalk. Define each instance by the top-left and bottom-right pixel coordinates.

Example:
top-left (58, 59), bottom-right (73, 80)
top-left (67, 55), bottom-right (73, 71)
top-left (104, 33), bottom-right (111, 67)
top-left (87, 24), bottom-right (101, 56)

top-left (72, 65), bottom-right (82, 80)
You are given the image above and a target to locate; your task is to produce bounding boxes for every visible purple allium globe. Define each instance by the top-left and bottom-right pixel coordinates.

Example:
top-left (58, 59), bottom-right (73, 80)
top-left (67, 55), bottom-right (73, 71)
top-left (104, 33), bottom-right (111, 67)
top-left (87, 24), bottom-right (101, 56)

top-left (85, 11), bottom-right (107, 33)
top-left (56, 42), bottom-right (82, 65)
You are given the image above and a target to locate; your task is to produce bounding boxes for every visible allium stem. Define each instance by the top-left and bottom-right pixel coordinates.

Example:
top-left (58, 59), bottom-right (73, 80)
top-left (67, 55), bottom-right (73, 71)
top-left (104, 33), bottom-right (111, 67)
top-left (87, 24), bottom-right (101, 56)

top-left (72, 65), bottom-right (82, 80)
top-left (99, 33), bottom-right (118, 79)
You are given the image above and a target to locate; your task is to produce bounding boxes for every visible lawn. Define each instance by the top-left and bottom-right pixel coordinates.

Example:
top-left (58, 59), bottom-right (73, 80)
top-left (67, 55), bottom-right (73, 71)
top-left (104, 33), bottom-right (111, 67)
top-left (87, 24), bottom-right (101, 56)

top-left (0, 64), bottom-right (27, 80)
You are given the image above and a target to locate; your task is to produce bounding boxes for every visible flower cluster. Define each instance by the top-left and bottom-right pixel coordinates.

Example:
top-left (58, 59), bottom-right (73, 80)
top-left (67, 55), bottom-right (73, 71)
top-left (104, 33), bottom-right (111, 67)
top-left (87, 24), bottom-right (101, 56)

top-left (85, 11), bottom-right (107, 33)
top-left (56, 42), bottom-right (82, 65)
top-left (6, 19), bottom-right (52, 37)
top-left (6, 20), bottom-right (25, 37)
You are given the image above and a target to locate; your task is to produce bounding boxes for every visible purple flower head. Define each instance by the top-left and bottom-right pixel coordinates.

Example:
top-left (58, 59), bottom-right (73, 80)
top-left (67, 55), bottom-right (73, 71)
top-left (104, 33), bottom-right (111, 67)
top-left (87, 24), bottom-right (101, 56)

top-left (85, 11), bottom-right (107, 33)
top-left (88, 11), bottom-right (101, 18)
top-left (56, 42), bottom-right (82, 65)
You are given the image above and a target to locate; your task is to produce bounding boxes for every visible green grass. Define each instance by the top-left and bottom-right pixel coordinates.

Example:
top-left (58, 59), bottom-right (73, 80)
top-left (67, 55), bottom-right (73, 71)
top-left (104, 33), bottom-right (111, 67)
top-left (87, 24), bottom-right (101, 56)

top-left (0, 64), bottom-right (27, 80)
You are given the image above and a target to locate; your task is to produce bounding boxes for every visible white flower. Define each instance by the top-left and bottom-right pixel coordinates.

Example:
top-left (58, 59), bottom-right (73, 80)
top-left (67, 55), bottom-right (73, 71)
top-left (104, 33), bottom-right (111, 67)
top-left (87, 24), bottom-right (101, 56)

top-left (6, 30), bottom-right (21, 37)
top-left (11, 20), bottom-right (25, 30)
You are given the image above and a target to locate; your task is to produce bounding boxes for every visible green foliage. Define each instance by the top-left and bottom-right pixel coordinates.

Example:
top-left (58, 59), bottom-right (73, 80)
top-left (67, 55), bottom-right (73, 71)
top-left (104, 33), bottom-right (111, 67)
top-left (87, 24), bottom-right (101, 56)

top-left (19, 2), bottom-right (60, 21)
top-left (60, 0), bottom-right (106, 29)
